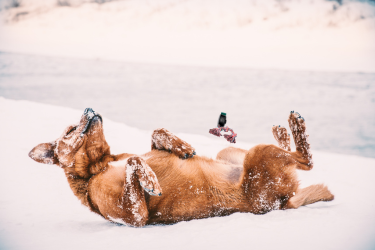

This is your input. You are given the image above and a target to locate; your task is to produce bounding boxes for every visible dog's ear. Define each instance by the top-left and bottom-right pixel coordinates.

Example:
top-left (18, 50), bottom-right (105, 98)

top-left (29, 142), bottom-right (58, 165)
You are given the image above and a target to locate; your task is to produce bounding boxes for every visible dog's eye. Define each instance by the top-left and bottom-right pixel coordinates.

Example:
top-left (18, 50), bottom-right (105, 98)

top-left (66, 127), bottom-right (77, 136)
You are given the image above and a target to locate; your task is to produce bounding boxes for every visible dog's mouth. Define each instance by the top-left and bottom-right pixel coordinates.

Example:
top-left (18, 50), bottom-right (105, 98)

top-left (80, 108), bottom-right (103, 137)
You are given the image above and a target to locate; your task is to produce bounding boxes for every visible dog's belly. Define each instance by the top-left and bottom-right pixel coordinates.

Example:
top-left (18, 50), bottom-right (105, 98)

top-left (146, 183), bottom-right (240, 224)
top-left (223, 164), bottom-right (243, 184)
top-left (144, 153), bottom-right (243, 224)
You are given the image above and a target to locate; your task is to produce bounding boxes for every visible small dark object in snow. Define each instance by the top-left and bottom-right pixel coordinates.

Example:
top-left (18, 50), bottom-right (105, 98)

top-left (218, 112), bottom-right (227, 127)
top-left (209, 112), bottom-right (237, 143)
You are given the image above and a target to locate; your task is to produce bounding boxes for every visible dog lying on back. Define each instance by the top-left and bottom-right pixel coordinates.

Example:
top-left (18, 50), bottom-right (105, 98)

top-left (29, 108), bottom-right (334, 227)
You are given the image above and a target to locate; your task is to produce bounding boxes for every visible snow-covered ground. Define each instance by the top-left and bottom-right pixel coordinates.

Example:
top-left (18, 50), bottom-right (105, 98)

top-left (0, 0), bottom-right (375, 72)
top-left (0, 97), bottom-right (375, 250)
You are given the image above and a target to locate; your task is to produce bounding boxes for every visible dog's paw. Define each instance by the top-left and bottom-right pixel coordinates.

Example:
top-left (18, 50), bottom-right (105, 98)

top-left (272, 125), bottom-right (288, 139)
top-left (140, 182), bottom-right (162, 196)
top-left (126, 157), bottom-right (162, 196)
top-left (272, 125), bottom-right (291, 151)
top-left (288, 112), bottom-right (306, 135)
top-left (172, 140), bottom-right (196, 159)
top-left (152, 128), bottom-right (195, 159)
top-left (288, 111), bottom-right (312, 166)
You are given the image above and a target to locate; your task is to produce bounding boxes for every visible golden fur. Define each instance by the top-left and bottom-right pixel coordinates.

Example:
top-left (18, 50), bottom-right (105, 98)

top-left (29, 109), bottom-right (334, 227)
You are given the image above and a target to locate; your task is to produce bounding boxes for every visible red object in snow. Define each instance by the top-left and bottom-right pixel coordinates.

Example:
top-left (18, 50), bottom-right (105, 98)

top-left (209, 126), bottom-right (237, 143)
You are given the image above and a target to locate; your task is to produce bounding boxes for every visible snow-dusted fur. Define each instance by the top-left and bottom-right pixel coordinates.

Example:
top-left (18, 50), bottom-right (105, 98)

top-left (29, 109), bottom-right (334, 227)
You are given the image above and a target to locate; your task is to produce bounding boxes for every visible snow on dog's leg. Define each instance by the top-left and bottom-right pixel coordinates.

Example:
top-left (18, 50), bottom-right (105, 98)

top-left (126, 156), bottom-right (162, 197)
top-left (288, 111), bottom-right (313, 169)
top-left (272, 125), bottom-right (291, 152)
top-left (113, 156), bottom-right (162, 227)
top-left (151, 128), bottom-right (196, 159)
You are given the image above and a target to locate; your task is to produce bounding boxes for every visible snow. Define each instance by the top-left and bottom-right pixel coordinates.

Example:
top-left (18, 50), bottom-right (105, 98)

top-left (0, 0), bottom-right (375, 72)
top-left (107, 215), bottom-right (127, 226)
top-left (1, 97), bottom-right (375, 250)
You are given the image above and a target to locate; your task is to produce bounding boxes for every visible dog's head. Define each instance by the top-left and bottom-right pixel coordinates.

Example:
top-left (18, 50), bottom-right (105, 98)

top-left (29, 108), bottom-right (110, 178)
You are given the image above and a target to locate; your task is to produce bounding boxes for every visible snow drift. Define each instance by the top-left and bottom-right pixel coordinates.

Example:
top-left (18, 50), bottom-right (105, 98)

top-left (0, 97), bottom-right (375, 250)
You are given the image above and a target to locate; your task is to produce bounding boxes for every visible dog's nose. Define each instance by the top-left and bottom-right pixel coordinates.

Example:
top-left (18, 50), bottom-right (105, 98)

top-left (84, 108), bottom-right (94, 115)
top-left (83, 108), bottom-right (97, 120)
top-left (80, 108), bottom-right (103, 137)
top-left (91, 115), bottom-right (102, 125)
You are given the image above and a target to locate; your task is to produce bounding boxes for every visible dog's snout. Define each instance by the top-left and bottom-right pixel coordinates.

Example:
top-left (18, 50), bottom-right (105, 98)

top-left (91, 115), bottom-right (102, 124)
top-left (80, 108), bottom-right (102, 137)
top-left (83, 108), bottom-right (101, 121)
top-left (84, 107), bottom-right (100, 118)
top-left (84, 108), bottom-right (94, 115)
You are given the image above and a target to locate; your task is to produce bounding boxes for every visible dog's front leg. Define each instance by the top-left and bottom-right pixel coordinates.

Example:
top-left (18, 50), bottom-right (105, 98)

top-left (113, 156), bottom-right (162, 227)
top-left (89, 156), bottom-right (162, 227)
top-left (151, 128), bottom-right (196, 159)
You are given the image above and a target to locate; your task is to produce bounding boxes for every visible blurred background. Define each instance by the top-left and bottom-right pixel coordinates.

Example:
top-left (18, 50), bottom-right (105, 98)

top-left (0, 0), bottom-right (374, 158)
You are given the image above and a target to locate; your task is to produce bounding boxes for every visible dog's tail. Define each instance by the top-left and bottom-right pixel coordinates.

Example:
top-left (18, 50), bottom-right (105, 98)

top-left (287, 184), bottom-right (334, 208)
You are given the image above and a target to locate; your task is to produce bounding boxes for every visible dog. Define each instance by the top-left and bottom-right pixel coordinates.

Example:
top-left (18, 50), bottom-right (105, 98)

top-left (29, 108), bottom-right (334, 227)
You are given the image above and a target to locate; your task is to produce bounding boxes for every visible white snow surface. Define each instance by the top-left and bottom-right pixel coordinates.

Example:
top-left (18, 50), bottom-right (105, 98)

top-left (0, 0), bottom-right (375, 72)
top-left (0, 97), bottom-right (375, 250)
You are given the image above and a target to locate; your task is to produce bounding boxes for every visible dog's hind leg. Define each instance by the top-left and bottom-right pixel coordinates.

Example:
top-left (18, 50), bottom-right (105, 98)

top-left (239, 144), bottom-right (300, 214)
top-left (272, 125), bottom-right (291, 151)
top-left (288, 112), bottom-right (313, 170)
top-left (286, 184), bottom-right (334, 209)
top-left (151, 128), bottom-right (196, 159)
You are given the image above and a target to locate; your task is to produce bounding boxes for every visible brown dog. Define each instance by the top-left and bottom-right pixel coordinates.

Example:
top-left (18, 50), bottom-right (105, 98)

top-left (29, 108), bottom-right (334, 227)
